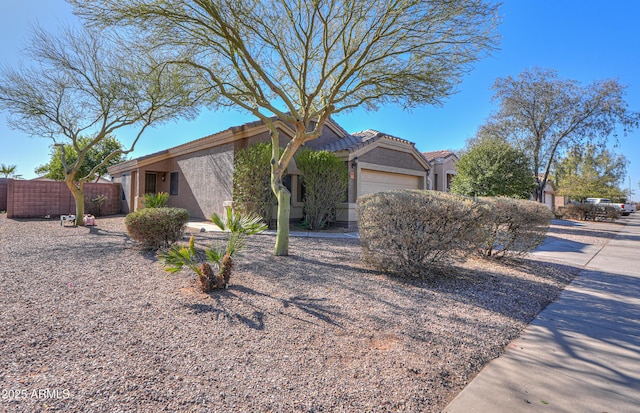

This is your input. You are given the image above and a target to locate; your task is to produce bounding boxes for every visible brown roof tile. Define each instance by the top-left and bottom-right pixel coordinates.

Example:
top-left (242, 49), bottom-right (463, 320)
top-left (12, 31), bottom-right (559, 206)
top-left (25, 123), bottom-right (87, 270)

top-left (318, 129), bottom-right (415, 153)
top-left (422, 150), bottom-right (457, 162)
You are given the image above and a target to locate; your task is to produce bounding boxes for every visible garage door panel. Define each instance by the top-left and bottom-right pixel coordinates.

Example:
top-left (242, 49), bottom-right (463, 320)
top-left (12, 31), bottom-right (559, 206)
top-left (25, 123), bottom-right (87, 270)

top-left (361, 170), bottom-right (421, 195)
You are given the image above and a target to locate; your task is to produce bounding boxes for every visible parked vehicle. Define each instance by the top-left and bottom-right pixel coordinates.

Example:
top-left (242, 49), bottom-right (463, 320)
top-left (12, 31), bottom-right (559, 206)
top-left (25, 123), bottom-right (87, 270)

top-left (585, 198), bottom-right (631, 216)
top-left (629, 204), bottom-right (637, 213)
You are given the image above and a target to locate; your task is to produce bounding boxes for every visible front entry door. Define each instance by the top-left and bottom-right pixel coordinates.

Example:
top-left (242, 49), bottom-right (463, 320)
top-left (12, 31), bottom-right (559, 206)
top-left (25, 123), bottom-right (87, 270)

top-left (145, 173), bottom-right (157, 194)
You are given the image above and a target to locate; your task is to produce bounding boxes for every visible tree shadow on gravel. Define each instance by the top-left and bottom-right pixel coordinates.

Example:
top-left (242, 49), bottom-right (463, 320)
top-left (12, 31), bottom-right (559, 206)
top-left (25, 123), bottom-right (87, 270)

top-left (420, 258), bottom-right (583, 324)
top-left (182, 285), bottom-right (345, 329)
top-left (286, 254), bottom-right (377, 277)
top-left (180, 234), bottom-right (584, 327)
top-left (182, 298), bottom-right (266, 330)
top-left (280, 294), bottom-right (344, 327)
top-left (88, 225), bottom-right (131, 240)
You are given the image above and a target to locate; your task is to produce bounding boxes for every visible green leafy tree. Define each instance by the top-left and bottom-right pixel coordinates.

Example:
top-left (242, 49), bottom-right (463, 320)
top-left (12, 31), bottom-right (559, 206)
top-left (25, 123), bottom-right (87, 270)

top-left (479, 67), bottom-right (640, 203)
top-left (72, 0), bottom-right (500, 255)
top-left (35, 135), bottom-right (125, 181)
top-left (0, 25), bottom-right (198, 225)
top-left (450, 136), bottom-right (536, 198)
top-left (233, 142), bottom-right (276, 224)
top-left (295, 149), bottom-right (348, 229)
top-left (0, 164), bottom-right (19, 179)
top-left (555, 145), bottom-right (628, 202)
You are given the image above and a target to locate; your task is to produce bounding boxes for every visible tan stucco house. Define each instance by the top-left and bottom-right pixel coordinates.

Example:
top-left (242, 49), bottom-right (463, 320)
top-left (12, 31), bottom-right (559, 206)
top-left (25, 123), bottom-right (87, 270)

top-left (422, 150), bottom-right (458, 192)
top-left (108, 117), bottom-right (430, 227)
top-left (534, 178), bottom-right (569, 209)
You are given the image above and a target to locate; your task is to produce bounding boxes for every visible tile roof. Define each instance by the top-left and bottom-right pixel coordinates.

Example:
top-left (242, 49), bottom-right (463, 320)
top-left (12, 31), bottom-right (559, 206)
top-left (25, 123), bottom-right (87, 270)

top-left (422, 150), bottom-right (457, 162)
top-left (318, 129), bottom-right (415, 153)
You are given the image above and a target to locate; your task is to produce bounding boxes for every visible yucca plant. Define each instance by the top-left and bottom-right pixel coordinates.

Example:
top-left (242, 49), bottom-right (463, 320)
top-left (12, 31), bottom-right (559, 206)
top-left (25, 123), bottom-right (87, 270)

top-left (143, 192), bottom-right (169, 208)
top-left (159, 206), bottom-right (267, 291)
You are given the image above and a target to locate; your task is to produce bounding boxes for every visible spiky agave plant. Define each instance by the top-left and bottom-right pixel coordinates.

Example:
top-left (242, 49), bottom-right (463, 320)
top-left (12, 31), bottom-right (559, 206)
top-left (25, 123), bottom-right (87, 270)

top-left (160, 206), bottom-right (267, 292)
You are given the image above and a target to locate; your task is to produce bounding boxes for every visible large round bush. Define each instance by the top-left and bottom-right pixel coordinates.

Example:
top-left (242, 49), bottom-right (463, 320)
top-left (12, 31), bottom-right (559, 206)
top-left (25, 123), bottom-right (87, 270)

top-left (356, 190), bottom-right (483, 277)
top-left (125, 207), bottom-right (190, 249)
top-left (477, 197), bottom-right (552, 258)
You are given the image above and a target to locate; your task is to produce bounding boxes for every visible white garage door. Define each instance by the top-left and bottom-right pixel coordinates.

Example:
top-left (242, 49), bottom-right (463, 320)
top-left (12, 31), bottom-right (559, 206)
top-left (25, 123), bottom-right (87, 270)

top-left (360, 169), bottom-right (421, 195)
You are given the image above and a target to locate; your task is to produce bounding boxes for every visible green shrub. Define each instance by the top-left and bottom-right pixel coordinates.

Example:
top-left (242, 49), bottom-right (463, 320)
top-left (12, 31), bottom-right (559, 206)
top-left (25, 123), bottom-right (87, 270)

top-left (143, 192), bottom-right (169, 208)
top-left (125, 207), bottom-right (189, 249)
top-left (160, 207), bottom-right (267, 291)
top-left (233, 142), bottom-right (276, 224)
top-left (356, 190), bottom-right (483, 277)
top-left (477, 197), bottom-right (552, 258)
top-left (556, 204), bottom-right (620, 221)
top-left (296, 149), bottom-right (349, 229)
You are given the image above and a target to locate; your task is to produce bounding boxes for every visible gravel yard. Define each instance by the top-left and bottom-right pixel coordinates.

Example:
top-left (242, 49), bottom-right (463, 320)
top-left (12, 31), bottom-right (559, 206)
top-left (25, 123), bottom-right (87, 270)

top-left (0, 214), bottom-right (612, 412)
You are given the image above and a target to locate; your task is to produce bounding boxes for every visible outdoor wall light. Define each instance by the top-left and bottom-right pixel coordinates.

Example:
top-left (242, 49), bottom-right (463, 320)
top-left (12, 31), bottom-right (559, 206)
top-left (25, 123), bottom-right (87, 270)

top-left (161, 173), bottom-right (166, 181)
top-left (351, 157), bottom-right (358, 169)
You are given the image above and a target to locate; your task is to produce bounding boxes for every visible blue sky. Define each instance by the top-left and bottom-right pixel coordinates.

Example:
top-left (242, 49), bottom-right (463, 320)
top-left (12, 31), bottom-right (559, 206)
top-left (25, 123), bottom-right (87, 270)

top-left (1, 1), bottom-right (639, 199)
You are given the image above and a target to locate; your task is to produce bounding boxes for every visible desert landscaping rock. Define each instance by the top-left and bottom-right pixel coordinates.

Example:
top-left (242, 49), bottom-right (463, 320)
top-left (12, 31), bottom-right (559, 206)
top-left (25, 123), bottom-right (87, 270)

top-left (0, 214), bottom-right (599, 412)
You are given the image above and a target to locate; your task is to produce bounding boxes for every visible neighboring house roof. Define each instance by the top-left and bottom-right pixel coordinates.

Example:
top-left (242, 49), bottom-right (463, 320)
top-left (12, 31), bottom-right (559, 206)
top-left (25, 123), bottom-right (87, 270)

top-left (540, 177), bottom-right (556, 192)
top-left (422, 150), bottom-right (458, 163)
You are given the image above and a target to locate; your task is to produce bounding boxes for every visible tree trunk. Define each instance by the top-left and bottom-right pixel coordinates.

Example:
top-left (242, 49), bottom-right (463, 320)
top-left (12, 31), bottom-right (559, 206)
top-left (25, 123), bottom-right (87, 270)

top-left (273, 184), bottom-right (291, 256)
top-left (65, 178), bottom-right (85, 226)
top-left (199, 262), bottom-right (215, 292)
top-left (267, 125), bottom-right (295, 257)
top-left (220, 253), bottom-right (234, 286)
top-left (535, 182), bottom-right (544, 203)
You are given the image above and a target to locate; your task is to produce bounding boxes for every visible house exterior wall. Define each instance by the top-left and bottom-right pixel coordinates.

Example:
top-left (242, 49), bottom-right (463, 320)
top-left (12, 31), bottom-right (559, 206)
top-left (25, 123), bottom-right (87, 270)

top-left (112, 145), bottom-right (236, 221)
top-left (5, 179), bottom-right (121, 218)
top-left (358, 147), bottom-right (424, 172)
top-left (169, 143), bottom-right (234, 220)
top-left (233, 130), bottom-right (272, 151)
top-left (117, 173), bottom-right (132, 213)
top-left (110, 129), bottom-right (310, 222)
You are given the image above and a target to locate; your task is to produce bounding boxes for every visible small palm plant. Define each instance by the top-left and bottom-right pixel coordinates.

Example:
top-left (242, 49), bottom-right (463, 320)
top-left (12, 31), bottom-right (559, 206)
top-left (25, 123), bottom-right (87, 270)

top-left (159, 206), bottom-right (267, 292)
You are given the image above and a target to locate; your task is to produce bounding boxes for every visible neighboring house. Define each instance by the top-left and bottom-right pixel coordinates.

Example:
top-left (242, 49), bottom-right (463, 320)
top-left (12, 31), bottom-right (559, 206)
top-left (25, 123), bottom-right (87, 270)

top-left (534, 178), bottom-right (569, 209)
top-left (539, 179), bottom-right (556, 208)
top-left (422, 150), bottom-right (458, 191)
top-left (107, 117), bottom-right (430, 227)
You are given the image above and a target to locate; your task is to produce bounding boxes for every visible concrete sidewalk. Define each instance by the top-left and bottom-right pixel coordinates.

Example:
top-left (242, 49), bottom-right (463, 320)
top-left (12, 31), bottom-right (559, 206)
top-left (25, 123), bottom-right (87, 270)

top-left (445, 213), bottom-right (640, 412)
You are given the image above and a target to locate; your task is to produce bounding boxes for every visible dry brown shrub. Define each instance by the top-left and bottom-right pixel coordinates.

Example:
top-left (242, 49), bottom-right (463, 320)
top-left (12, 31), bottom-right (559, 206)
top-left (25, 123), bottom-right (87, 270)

top-left (356, 190), bottom-right (483, 277)
top-left (556, 204), bottom-right (620, 221)
top-left (477, 197), bottom-right (552, 258)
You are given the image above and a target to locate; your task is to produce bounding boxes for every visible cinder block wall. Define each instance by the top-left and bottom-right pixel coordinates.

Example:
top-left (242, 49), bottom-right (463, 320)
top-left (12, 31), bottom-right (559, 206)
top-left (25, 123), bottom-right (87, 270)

top-left (6, 180), bottom-right (122, 218)
top-left (0, 179), bottom-right (7, 212)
